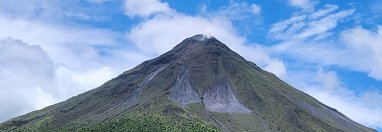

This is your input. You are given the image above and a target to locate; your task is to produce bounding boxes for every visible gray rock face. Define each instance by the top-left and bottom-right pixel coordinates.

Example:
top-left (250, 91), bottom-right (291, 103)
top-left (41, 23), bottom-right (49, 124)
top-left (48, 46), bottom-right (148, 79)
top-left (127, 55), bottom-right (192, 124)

top-left (169, 69), bottom-right (200, 105)
top-left (203, 79), bottom-right (251, 113)
top-left (124, 65), bottom-right (167, 108)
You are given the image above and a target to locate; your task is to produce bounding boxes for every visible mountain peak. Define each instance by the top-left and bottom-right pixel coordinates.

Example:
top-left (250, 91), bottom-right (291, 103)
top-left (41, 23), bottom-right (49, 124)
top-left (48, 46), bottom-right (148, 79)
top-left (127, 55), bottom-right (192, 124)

top-left (189, 34), bottom-right (214, 41)
top-left (173, 34), bottom-right (230, 53)
top-left (181, 34), bottom-right (220, 45)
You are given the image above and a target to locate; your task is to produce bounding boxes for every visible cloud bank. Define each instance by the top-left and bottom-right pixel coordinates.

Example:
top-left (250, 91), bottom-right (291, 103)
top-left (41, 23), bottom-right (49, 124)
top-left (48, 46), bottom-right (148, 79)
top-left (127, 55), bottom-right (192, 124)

top-left (0, 38), bottom-right (115, 121)
top-left (0, 1), bottom-right (145, 122)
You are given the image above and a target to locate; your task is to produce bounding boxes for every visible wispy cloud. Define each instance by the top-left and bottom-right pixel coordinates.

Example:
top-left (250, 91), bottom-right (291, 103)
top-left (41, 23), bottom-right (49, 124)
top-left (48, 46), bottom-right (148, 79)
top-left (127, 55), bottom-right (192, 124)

top-left (269, 5), bottom-right (354, 41)
top-left (124, 0), bottom-right (174, 18)
top-left (287, 0), bottom-right (316, 11)
top-left (87, 0), bottom-right (112, 4)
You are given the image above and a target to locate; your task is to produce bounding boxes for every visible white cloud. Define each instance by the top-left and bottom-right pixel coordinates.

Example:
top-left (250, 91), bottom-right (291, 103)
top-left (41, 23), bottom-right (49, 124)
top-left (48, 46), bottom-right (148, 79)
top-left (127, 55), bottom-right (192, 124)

top-left (288, 0), bottom-right (316, 11)
top-left (295, 9), bottom-right (354, 39)
top-left (309, 4), bottom-right (338, 20)
top-left (53, 65), bottom-right (116, 99)
top-left (251, 4), bottom-right (261, 14)
top-left (124, 0), bottom-right (173, 18)
top-left (0, 0), bottom-right (107, 22)
top-left (239, 45), bottom-right (287, 79)
top-left (341, 26), bottom-right (382, 80)
top-left (316, 69), bottom-right (341, 90)
top-left (272, 25), bottom-right (382, 82)
top-left (213, 2), bottom-right (261, 22)
top-left (127, 15), bottom-right (242, 54)
top-left (0, 16), bottom-right (117, 46)
top-left (0, 15), bottom-right (122, 69)
top-left (0, 0), bottom-right (55, 18)
top-left (0, 38), bottom-right (118, 122)
top-left (288, 69), bottom-right (382, 129)
top-left (269, 15), bottom-right (307, 40)
top-left (307, 90), bottom-right (382, 129)
top-left (87, 0), bottom-right (112, 4)
top-left (0, 38), bottom-right (54, 120)
top-left (269, 8), bottom-right (354, 41)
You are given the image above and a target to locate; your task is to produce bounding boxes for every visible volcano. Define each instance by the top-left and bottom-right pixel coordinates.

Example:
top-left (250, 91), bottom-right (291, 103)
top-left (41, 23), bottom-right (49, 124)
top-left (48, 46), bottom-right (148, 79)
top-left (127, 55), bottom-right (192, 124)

top-left (0, 35), bottom-right (374, 132)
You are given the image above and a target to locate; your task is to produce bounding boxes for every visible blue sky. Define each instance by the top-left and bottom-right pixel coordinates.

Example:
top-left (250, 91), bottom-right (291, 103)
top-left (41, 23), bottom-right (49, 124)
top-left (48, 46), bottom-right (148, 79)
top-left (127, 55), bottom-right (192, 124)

top-left (0, 0), bottom-right (381, 131)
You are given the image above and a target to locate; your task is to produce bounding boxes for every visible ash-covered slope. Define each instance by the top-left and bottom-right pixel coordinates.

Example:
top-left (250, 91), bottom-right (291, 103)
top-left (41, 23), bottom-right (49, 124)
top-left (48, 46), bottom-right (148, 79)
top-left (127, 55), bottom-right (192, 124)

top-left (0, 35), bottom-right (375, 132)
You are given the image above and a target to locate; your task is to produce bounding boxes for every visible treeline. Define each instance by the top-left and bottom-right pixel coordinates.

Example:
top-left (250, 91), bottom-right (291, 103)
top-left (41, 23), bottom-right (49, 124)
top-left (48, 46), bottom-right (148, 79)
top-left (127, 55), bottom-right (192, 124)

top-left (80, 113), bottom-right (219, 132)
top-left (12, 112), bottom-right (219, 132)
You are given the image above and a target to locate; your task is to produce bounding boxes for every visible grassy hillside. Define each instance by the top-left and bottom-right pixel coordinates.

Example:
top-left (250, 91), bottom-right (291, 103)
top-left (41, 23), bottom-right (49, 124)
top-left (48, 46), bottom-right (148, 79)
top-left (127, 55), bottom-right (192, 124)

top-left (10, 112), bottom-right (219, 132)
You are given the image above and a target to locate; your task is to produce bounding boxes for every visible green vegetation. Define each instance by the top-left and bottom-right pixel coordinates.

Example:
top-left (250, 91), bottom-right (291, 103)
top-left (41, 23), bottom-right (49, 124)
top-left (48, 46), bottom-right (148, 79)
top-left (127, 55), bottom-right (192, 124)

top-left (81, 113), bottom-right (219, 132)
top-left (9, 112), bottom-right (219, 132)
